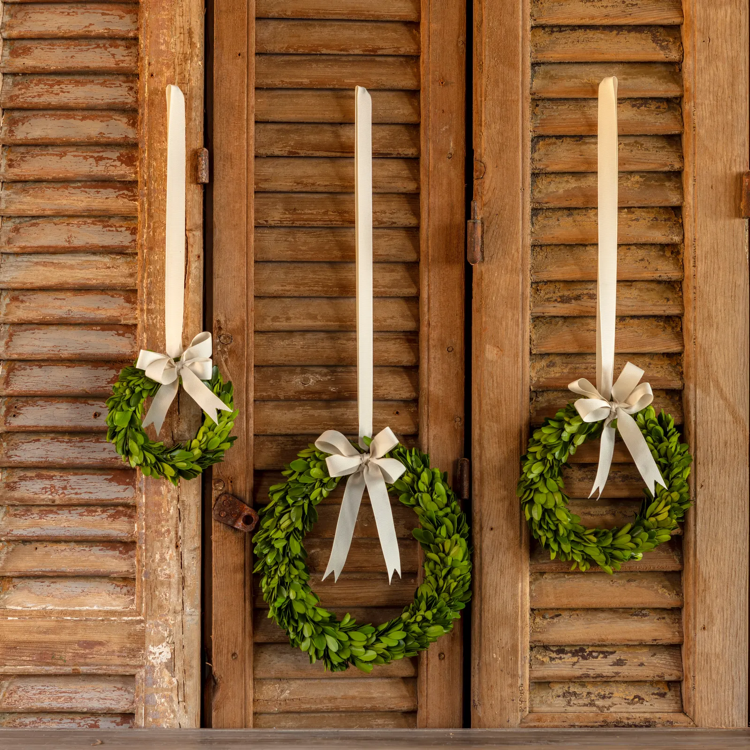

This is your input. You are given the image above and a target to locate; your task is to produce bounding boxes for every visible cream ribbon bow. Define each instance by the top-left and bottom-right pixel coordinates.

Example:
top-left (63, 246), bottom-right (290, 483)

top-left (137, 332), bottom-right (231, 436)
top-left (568, 76), bottom-right (666, 498)
top-left (570, 362), bottom-right (665, 498)
top-left (315, 427), bottom-right (406, 582)
top-left (137, 85), bottom-right (231, 436)
top-left (315, 87), bottom-right (406, 581)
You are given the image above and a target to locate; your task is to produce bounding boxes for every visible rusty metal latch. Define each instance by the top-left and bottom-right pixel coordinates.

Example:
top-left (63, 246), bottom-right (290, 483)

top-left (741, 173), bottom-right (750, 218)
top-left (467, 201), bottom-right (483, 265)
top-left (212, 493), bottom-right (258, 533)
top-left (457, 458), bottom-right (471, 501)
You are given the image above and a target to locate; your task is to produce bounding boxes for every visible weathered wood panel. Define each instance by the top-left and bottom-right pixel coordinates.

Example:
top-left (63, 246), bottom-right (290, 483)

top-left (529, 681), bottom-right (682, 713)
top-left (0, 676), bottom-right (135, 713)
top-left (256, 0), bottom-right (420, 21)
top-left (0, 506), bottom-right (135, 540)
top-left (0, 110), bottom-right (138, 145)
top-left (2, 5), bottom-right (139, 39)
top-left (530, 645), bottom-right (683, 682)
top-left (0, 577), bottom-right (135, 610)
top-left (1, 75), bottom-right (138, 110)
top-left (531, 0), bottom-right (683, 26)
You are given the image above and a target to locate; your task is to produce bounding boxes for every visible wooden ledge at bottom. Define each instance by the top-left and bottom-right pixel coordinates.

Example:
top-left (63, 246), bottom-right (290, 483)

top-left (0, 729), bottom-right (749, 749)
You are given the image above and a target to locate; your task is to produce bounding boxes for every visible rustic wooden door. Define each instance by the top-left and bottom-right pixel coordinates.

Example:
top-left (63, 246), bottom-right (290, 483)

top-left (0, 0), bottom-right (204, 728)
top-left (471, 0), bottom-right (749, 730)
top-left (205, 0), bottom-right (467, 728)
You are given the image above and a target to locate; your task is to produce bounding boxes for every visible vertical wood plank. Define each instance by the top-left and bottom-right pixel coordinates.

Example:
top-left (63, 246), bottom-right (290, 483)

top-left (208, 0), bottom-right (254, 729)
top-left (138, 0), bottom-right (204, 728)
top-left (470, 0), bottom-right (531, 728)
top-left (680, 0), bottom-right (750, 728)
top-left (416, 0), bottom-right (466, 729)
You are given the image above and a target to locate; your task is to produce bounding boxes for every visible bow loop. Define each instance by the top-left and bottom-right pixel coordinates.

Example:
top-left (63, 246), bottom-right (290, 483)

top-left (135, 332), bottom-right (231, 436)
top-left (314, 427), bottom-right (406, 582)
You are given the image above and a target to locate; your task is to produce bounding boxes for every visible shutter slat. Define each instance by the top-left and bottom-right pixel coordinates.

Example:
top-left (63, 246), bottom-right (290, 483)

top-left (0, 577), bottom-right (134, 610)
top-left (0, 397), bottom-right (109, 431)
top-left (256, 20), bottom-right (420, 55)
top-left (0, 182), bottom-right (137, 216)
top-left (255, 228), bottom-right (420, 262)
top-left (0, 254), bottom-right (137, 288)
top-left (531, 316), bottom-right (683, 354)
top-left (530, 645), bottom-right (683, 682)
top-left (529, 682), bottom-right (682, 713)
top-left (0, 217), bottom-right (137, 252)
top-left (0, 468), bottom-right (135, 505)
top-left (531, 0), bottom-right (683, 26)
top-left (255, 158), bottom-right (419, 193)
top-left (0, 362), bottom-right (122, 395)
top-left (0, 325), bottom-right (137, 360)
top-left (256, 123), bottom-right (419, 157)
top-left (1, 111), bottom-right (138, 145)
top-left (256, 0), bottom-right (420, 22)
top-left (1, 4), bottom-right (139, 39)
top-left (532, 99), bottom-right (683, 136)
top-left (1, 40), bottom-right (138, 74)
top-left (530, 541), bottom-right (683, 574)
top-left (0, 506), bottom-right (135, 541)
top-left (1, 146), bottom-right (137, 181)
top-left (256, 89), bottom-right (419, 123)
top-left (531, 63), bottom-right (682, 99)
top-left (0, 541), bottom-right (135, 576)
top-left (0, 291), bottom-right (136, 324)
top-left (1, 75), bottom-right (137, 110)
top-left (530, 281), bottom-right (683, 316)
top-left (0, 434), bottom-right (122, 468)
top-left (0, 675), bottom-right (135, 713)
top-left (532, 136), bottom-right (683, 173)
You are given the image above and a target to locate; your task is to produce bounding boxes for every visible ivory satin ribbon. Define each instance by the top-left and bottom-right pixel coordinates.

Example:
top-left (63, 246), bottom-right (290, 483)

top-left (568, 77), bottom-right (666, 498)
top-left (137, 85), bottom-right (230, 436)
top-left (315, 87), bottom-right (406, 582)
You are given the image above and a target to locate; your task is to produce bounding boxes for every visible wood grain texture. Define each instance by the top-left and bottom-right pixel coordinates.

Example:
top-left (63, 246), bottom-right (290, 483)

top-left (0, 714), bottom-right (134, 729)
top-left (0, 253), bottom-right (136, 288)
top-left (0, 216), bottom-right (137, 251)
top-left (529, 681), bottom-right (682, 713)
top-left (0, 618), bottom-right (142, 666)
top-left (532, 99), bottom-right (682, 136)
top-left (0, 145), bottom-right (138, 181)
top-left (0, 577), bottom-right (135, 610)
top-left (256, 90), bottom-right (419, 123)
top-left (0, 324), bottom-right (137, 359)
top-left (471, 0), bottom-right (529, 727)
top-left (0, 468), bottom-right (135, 505)
top-left (0, 505), bottom-right (134, 540)
top-left (530, 572), bottom-right (683, 609)
top-left (255, 158), bottom-right (419, 193)
top-left (255, 228), bottom-right (420, 261)
top-left (520, 713), bottom-right (693, 727)
top-left (530, 609), bottom-right (683, 646)
top-left (2, 4), bottom-right (138, 38)
top-left (680, 0), bottom-right (750, 728)
top-left (256, 0), bottom-right (420, 21)
top-left (255, 55), bottom-right (420, 89)
top-left (254, 713), bottom-right (417, 729)
top-left (531, 0), bottom-right (683, 26)
top-left (532, 136), bottom-right (683, 173)
top-left (1, 74), bottom-right (138, 110)
top-left (256, 124), bottom-right (420, 156)
top-left (531, 27), bottom-right (682, 63)
top-left (531, 63), bottom-right (682, 99)
top-left (256, 20), bottom-right (420, 55)
top-left (254, 678), bottom-right (418, 714)
top-left (529, 645), bottom-right (683, 682)
top-left (0, 110), bottom-right (138, 144)
top-left (0, 675), bottom-right (135, 713)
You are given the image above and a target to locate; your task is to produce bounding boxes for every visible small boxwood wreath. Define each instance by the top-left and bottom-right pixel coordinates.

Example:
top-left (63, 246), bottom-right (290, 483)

top-left (518, 403), bottom-right (692, 573)
top-left (106, 365), bottom-right (237, 484)
top-left (253, 440), bottom-right (472, 673)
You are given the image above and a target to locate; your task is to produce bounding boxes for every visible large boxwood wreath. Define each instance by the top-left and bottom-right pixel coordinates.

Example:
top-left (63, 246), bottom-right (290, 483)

top-left (106, 365), bottom-right (237, 484)
top-left (253, 440), bottom-right (472, 673)
top-left (518, 403), bottom-right (692, 573)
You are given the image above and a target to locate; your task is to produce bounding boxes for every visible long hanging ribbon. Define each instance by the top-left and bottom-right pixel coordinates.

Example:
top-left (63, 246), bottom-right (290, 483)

top-left (568, 76), bottom-right (666, 498)
top-left (315, 86), bottom-right (406, 582)
top-left (137, 85), bottom-right (231, 436)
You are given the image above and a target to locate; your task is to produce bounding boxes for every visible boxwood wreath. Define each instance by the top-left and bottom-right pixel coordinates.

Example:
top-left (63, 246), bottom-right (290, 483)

top-left (106, 365), bottom-right (237, 484)
top-left (253, 440), bottom-right (472, 673)
top-left (518, 403), bottom-right (692, 573)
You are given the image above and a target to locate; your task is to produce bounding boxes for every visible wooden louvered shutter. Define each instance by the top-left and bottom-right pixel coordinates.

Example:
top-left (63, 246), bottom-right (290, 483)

top-left (0, 0), bottom-right (204, 728)
top-left (207, 0), bottom-right (466, 729)
top-left (472, 0), bottom-right (748, 729)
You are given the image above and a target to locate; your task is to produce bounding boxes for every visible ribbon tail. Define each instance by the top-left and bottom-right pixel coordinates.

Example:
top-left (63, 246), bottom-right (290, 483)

top-left (180, 367), bottom-right (232, 425)
top-left (590, 423), bottom-right (616, 499)
top-left (142, 379), bottom-right (179, 436)
top-left (617, 410), bottom-right (667, 495)
top-left (323, 471), bottom-right (366, 582)
top-left (365, 466), bottom-right (401, 583)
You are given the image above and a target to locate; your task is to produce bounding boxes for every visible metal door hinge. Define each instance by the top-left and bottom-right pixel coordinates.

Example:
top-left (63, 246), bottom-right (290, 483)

top-left (467, 201), bottom-right (483, 265)
top-left (457, 458), bottom-right (471, 501)
top-left (212, 493), bottom-right (258, 532)
top-left (196, 148), bottom-right (210, 184)
top-left (741, 173), bottom-right (750, 218)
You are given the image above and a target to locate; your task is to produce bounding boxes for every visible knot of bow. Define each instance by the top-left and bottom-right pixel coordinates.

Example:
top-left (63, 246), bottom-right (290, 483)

top-left (315, 427), bottom-right (406, 582)
top-left (569, 362), bottom-right (667, 498)
top-left (136, 331), bottom-right (232, 436)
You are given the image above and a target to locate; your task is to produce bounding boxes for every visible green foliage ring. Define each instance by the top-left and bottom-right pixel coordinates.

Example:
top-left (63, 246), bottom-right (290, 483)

top-left (253, 442), bottom-right (472, 673)
top-left (518, 403), bottom-right (693, 573)
top-left (106, 365), bottom-right (238, 484)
